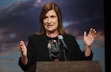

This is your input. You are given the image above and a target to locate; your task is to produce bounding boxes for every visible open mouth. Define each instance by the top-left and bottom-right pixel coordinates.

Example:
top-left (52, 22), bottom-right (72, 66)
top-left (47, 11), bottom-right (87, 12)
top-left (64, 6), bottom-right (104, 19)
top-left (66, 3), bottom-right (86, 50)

top-left (47, 25), bottom-right (53, 27)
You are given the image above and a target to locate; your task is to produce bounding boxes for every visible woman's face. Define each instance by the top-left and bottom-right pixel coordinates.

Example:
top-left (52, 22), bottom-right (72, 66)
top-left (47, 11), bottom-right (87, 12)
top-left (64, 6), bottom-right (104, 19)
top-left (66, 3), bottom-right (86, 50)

top-left (43, 10), bottom-right (58, 33)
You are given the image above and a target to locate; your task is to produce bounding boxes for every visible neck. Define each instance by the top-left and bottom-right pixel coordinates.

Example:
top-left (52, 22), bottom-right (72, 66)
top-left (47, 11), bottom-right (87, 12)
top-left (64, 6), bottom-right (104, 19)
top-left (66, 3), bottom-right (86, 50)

top-left (46, 31), bottom-right (59, 38)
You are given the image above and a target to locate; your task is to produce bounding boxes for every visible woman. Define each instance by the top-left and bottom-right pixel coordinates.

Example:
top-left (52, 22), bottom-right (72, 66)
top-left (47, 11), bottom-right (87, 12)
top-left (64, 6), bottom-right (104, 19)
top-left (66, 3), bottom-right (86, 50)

top-left (19, 2), bottom-right (96, 71)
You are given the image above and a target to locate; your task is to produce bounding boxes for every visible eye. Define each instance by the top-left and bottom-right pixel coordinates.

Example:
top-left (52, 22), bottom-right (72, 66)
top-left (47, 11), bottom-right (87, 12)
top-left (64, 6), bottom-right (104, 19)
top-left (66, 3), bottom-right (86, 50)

top-left (44, 16), bottom-right (48, 19)
top-left (51, 15), bottom-right (56, 18)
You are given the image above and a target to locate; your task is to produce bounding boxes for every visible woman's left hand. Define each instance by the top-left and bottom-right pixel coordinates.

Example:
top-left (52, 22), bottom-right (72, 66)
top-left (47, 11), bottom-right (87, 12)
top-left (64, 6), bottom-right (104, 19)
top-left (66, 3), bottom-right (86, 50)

top-left (84, 28), bottom-right (96, 47)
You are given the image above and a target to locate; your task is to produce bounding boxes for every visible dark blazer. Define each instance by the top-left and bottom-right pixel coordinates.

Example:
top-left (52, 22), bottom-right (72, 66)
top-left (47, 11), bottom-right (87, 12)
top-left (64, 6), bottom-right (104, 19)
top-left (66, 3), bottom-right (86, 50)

top-left (18, 34), bottom-right (93, 71)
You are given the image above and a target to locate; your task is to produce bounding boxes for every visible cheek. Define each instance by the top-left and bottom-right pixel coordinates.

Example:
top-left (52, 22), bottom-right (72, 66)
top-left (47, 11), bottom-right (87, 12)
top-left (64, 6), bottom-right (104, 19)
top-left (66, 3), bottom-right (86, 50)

top-left (56, 24), bottom-right (59, 29)
top-left (55, 20), bottom-right (59, 26)
top-left (43, 20), bottom-right (47, 24)
top-left (43, 21), bottom-right (47, 28)
top-left (43, 24), bottom-right (47, 29)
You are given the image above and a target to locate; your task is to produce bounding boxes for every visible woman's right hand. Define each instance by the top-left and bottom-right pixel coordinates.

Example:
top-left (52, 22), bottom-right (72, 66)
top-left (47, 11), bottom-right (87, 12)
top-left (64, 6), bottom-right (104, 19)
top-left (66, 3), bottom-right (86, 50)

top-left (19, 41), bottom-right (27, 57)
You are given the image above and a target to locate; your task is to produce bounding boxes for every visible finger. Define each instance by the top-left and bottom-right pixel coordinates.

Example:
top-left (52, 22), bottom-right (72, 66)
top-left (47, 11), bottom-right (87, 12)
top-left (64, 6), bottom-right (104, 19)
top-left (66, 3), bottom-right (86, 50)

top-left (20, 41), bottom-right (25, 46)
top-left (88, 28), bottom-right (93, 35)
top-left (19, 41), bottom-right (25, 50)
top-left (93, 29), bottom-right (96, 38)
top-left (84, 31), bottom-right (87, 38)
top-left (91, 28), bottom-right (96, 38)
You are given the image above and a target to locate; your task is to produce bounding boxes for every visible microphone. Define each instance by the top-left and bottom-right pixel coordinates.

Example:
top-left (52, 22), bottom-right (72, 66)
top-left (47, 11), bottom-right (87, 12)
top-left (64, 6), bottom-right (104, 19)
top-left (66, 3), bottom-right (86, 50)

top-left (58, 35), bottom-right (68, 50)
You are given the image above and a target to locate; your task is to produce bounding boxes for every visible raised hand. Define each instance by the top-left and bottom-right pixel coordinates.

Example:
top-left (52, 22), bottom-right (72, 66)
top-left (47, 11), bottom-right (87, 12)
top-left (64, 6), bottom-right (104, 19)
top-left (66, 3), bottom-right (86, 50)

top-left (19, 41), bottom-right (27, 57)
top-left (84, 28), bottom-right (96, 47)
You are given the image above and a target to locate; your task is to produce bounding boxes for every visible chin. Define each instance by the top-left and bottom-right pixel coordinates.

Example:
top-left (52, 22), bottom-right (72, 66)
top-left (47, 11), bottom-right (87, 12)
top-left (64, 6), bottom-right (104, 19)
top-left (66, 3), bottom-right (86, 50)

top-left (47, 29), bottom-right (56, 32)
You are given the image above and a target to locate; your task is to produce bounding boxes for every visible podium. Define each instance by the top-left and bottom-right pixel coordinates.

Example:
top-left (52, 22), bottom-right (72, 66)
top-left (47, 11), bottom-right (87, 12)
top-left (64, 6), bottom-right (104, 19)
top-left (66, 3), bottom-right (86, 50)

top-left (26, 61), bottom-right (103, 72)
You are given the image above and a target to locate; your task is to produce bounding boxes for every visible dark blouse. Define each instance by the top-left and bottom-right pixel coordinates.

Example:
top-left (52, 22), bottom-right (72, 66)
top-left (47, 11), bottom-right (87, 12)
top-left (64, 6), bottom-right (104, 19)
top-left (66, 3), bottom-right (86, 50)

top-left (18, 34), bottom-right (93, 71)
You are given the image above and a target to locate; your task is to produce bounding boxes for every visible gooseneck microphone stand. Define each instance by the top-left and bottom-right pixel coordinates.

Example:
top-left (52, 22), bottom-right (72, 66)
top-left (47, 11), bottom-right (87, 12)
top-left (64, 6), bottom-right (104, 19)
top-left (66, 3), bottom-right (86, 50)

top-left (63, 48), bottom-right (68, 61)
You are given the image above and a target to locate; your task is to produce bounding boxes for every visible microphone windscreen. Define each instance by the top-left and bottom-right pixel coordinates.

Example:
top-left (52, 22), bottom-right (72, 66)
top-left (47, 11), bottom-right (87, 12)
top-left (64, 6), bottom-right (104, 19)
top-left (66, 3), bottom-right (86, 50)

top-left (58, 35), bottom-right (63, 40)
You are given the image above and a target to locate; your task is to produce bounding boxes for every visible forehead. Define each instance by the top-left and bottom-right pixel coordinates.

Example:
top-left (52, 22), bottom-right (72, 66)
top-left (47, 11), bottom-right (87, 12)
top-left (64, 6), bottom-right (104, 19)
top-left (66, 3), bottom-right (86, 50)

top-left (45, 10), bottom-right (57, 16)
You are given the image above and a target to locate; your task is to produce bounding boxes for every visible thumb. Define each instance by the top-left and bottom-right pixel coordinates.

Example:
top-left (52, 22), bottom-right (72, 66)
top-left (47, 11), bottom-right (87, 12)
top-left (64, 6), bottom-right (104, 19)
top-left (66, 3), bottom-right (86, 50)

top-left (20, 41), bottom-right (25, 46)
top-left (84, 31), bottom-right (87, 38)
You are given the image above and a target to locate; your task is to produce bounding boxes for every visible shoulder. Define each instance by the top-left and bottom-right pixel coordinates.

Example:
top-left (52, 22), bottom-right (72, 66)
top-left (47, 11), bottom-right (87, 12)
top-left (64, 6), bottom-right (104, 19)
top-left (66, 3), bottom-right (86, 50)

top-left (63, 34), bottom-right (78, 45)
top-left (64, 34), bottom-right (76, 39)
top-left (28, 34), bottom-right (44, 40)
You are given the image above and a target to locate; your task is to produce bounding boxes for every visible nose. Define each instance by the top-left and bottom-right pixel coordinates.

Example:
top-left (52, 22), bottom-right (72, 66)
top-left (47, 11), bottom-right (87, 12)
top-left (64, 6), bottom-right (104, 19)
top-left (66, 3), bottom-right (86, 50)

top-left (47, 18), bottom-right (51, 24)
